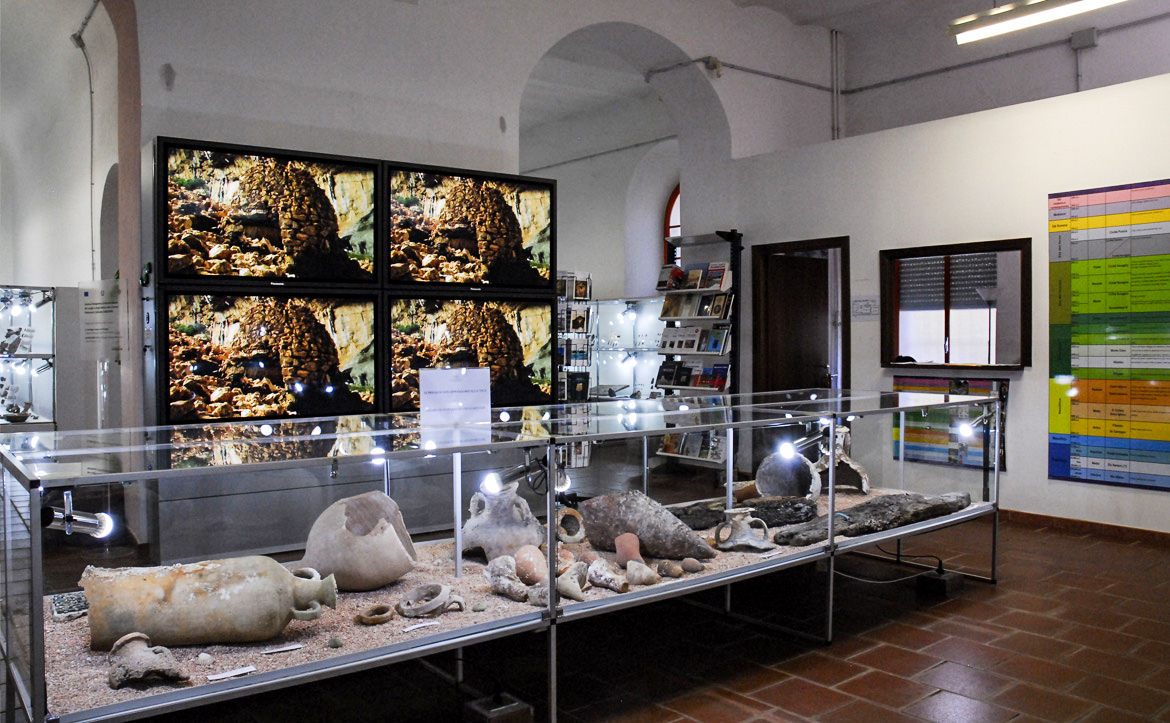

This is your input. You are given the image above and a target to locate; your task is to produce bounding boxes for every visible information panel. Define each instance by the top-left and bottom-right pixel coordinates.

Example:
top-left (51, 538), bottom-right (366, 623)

top-left (1049, 179), bottom-right (1170, 490)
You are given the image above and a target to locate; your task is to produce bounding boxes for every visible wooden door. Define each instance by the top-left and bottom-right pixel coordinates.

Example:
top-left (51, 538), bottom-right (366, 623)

top-left (755, 254), bottom-right (830, 391)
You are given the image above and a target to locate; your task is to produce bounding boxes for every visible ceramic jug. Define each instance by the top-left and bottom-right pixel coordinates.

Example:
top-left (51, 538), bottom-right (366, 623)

top-left (81, 555), bottom-right (337, 649)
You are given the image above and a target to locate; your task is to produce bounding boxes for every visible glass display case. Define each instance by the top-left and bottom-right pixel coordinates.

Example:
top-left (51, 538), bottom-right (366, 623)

top-left (2, 389), bottom-right (1000, 721)
top-left (593, 297), bottom-right (664, 400)
top-left (0, 286), bottom-right (55, 431)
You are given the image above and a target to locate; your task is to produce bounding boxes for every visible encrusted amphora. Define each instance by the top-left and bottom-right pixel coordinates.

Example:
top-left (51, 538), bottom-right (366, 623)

top-left (81, 555), bottom-right (337, 650)
top-left (461, 480), bottom-right (545, 560)
top-left (714, 507), bottom-right (775, 552)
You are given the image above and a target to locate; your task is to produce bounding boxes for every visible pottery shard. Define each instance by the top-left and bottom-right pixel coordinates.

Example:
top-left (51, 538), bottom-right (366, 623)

top-left (614, 532), bottom-right (644, 567)
top-left (579, 490), bottom-right (715, 560)
top-left (107, 632), bottom-right (189, 690)
top-left (513, 544), bottom-right (548, 585)
top-left (774, 492), bottom-right (971, 547)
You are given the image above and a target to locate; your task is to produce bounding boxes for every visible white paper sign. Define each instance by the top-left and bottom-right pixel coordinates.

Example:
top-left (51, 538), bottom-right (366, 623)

top-left (850, 295), bottom-right (880, 320)
top-left (419, 367), bottom-right (492, 448)
top-left (78, 279), bottom-right (122, 361)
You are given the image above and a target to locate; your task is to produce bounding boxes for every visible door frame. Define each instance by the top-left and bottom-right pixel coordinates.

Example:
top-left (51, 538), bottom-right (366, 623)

top-left (751, 236), bottom-right (850, 391)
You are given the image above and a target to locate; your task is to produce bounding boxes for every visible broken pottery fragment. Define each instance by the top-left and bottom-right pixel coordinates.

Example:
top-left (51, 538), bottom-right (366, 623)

top-left (527, 584), bottom-right (550, 607)
top-left (579, 490), bottom-right (715, 560)
top-left (107, 632), bottom-right (190, 690)
top-left (656, 560), bottom-right (684, 578)
top-left (625, 560), bottom-right (661, 586)
top-left (81, 556), bottom-right (337, 650)
top-left (555, 507), bottom-right (586, 544)
top-left (680, 558), bottom-right (704, 573)
top-left (485, 555), bottom-right (529, 602)
top-left (462, 481), bottom-right (545, 560)
top-left (353, 604), bottom-right (395, 625)
top-left (586, 559), bottom-right (629, 593)
top-left (295, 491), bottom-right (416, 591)
top-left (395, 584), bottom-right (464, 618)
top-left (556, 561), bottom-right (589, 602)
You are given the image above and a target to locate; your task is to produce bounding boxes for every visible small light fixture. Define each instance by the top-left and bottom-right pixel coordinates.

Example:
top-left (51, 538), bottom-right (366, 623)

top-left (621, 352), bottom-right (638, 368)
top-left (621, 301), bottom-right (638, 321)
top-left (33, 291), bottom-right (54, 310)
top-left (41, 490), bottom-right (115, 538)
top-left (33, 360), bottom-right (53, 376)
top-left (950, 0), bottom-right (1130, 45)
top-left (958, 408), bottom-right (997, 438)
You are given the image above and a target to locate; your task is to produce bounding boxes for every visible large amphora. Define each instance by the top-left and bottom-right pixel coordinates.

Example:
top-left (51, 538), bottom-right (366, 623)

top-left (80, 555), bottom-right (337, 650)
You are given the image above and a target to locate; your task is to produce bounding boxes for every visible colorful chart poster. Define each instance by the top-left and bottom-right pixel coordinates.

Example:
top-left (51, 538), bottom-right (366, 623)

top-left (892, 377), bottom-right (1007, 470)
top-left (1048, 179), bottom-right (1170, 490)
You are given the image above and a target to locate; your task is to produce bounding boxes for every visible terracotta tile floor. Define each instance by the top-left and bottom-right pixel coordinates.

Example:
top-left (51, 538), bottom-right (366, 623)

top-left (21, 515), bottom-right (1170, 722)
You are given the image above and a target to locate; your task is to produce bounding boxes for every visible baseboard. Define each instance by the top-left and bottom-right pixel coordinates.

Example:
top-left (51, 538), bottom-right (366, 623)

top-left (1000, 508), bottom-right (1170, 545)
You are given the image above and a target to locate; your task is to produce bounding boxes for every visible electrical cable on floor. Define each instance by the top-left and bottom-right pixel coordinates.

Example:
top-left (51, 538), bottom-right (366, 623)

top-left (875, 544), bottom-right (944, 570)
top-left (833, 568), bottom-right (929, 585)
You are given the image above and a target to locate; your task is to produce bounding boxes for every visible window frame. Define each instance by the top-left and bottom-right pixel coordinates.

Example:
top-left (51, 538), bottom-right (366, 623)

top-left (879, 238), bottom-right (1032, 370)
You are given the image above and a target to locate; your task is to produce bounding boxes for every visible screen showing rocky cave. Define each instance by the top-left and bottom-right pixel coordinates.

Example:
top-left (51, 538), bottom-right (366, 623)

top-left (164, 144), bottom-right (376, 281)
top-left (167, 294), bottom-right (376, 422)
top-left (388, 170), bottom-right (552, 287)
top-left (390, 298), bottom-right (553, 412)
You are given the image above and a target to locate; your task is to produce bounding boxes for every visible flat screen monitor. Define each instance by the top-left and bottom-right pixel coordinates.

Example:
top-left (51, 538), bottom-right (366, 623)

top-left (387, 166), bottom-right (553, 289)
top-left (165, 293), bottom-right (376, 422)
top-left (389, 297), bottom-right (553, 411)
top-left (160, 139), bottom-right (377, 282)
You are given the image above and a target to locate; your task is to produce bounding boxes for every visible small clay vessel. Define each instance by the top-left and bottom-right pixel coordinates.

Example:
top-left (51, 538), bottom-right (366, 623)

top-left (657, 560), bottom-right (684, 578)
top-left (614, 532), bottom-right (644, 567)
top-left (714, 508), bottom-right (775, 552)
top-left (82, 556), bottom-right (337, 650)
top-left (513, 544), bottom-right (548, 585)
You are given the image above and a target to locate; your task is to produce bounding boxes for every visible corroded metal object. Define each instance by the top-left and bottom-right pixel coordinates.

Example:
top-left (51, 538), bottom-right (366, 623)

top-left (81, 556), bottom-right (337, 650)
top-left (579, 490), bottom-right (715, 560)
top-left (774, 492), bottom-right (971, 546)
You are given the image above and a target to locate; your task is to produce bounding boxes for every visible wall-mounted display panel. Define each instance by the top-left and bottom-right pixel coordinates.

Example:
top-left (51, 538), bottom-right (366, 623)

top-left (165, 293), bottom-right (376, 422)
top-left (389, 297), bottom-right (553, 411)
top-left (387, 166), bottom-right (554, 289)
top-left (1049, 178), bottom-right (1170, 491)
top-left (160, 139), bottom-right (377, 283)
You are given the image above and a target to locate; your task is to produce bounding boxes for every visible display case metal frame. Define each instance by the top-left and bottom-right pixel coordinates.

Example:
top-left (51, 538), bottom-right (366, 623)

top-left (2, 389), bottom-right (1000, 722)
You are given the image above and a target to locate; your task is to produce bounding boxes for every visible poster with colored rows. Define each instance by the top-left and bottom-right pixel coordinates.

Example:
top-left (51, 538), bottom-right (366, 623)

top-left (892, 377), bottom-right (1007, 470)
top-left (1049, 179), bottom-right (1170, 490)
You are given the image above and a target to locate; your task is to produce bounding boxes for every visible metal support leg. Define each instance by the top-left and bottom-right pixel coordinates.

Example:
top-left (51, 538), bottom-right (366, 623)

top-left (548, 623), bottom-right (557, 722)
top-left (642, 436), bottom-right (649, 495)
top-left (453, 453), bottom-right (463, 579)
top-left (455, 647), bottom-right (464, 685)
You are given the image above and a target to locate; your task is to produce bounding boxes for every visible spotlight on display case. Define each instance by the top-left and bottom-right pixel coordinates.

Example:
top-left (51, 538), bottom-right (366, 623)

top-left (386, 164), bottom-right (555, 289)
top-left (164, 292), bottom-right (376, 422)
top-left (389, 296), bottom-right (553, 411)
top-left (158, 138), bottom-right (378, 283)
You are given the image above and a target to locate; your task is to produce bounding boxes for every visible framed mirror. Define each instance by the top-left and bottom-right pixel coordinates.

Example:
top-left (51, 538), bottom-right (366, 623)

top-left (880, 238), bottom-right (1032, 370)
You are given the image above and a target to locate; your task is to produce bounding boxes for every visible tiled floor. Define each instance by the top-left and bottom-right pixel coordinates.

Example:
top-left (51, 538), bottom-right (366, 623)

top-left (130, 514), bottom-right (1170, 722)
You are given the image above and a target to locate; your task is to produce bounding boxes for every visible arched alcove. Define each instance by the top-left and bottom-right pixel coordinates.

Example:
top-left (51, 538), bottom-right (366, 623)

top-left (519, 22), bottom-right (731, 297)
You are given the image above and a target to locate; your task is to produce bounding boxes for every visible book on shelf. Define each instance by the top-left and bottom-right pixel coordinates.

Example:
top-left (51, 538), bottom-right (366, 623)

top-left (569, 306), bottom-right (590, 332)
top-left (711, 363), bottom-right (730, 391)
top-left (695, 294), bottom-right (715, 317)
top-left (656, 264), bottom-right (684, 290)
top-left (680, 432), bottom-right (704, 458)
top-left (660, 294), bottom-right (684, 319)
top-left (673, 363), bottom-right (694, 388)
top-left (659, 433), bottom-right (681, 455)
top-left (566, 372), bottom-right (590, 401)
top-left (573, 277), bottom-right (592, 300)
top-left (677, 294), bottom-right (699, 318)
top-left (707, 293), bottom-right (729, 319)
top-left (655, 360), bottom-right (681, 387)
top-left (704, 328), bottom-right (728, 354)
top-left (703, 262), bottom-right (729, 290)
top-left (681, 264), bottom-right (706, 289)
top-left (677, 326), bottom-right (703, 352)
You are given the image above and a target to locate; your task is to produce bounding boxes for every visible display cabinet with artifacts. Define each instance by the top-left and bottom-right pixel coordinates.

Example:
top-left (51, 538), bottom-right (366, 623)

top-left (0, 285), bottom-right (55, 430)
top-left (2, 389), bottom-right (1000, 722)
top-left (592, 297), bottom-right (665, 401)
top-left (657, 231), bottom-right (740, 397)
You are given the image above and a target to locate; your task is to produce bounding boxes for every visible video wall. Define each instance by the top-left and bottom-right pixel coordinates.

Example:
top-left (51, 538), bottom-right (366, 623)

top-left (157, 139), bottom-right (555, 423)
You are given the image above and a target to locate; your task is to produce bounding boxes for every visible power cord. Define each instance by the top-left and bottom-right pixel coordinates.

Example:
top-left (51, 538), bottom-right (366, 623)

top-left (833, 567), bottom-right (929, 585)
top-left (876, 544), bottom-right (946, 574)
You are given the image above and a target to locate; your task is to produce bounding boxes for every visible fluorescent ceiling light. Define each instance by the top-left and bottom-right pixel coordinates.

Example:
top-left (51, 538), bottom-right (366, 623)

top-left (950, 0), bottom-right (1131, 44)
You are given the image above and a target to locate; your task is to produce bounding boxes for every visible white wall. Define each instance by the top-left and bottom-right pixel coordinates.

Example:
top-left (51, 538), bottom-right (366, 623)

top-left (0, 0), bottom-right (119, 286)
top-left (735, 72), bottom-right (1170, 532)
